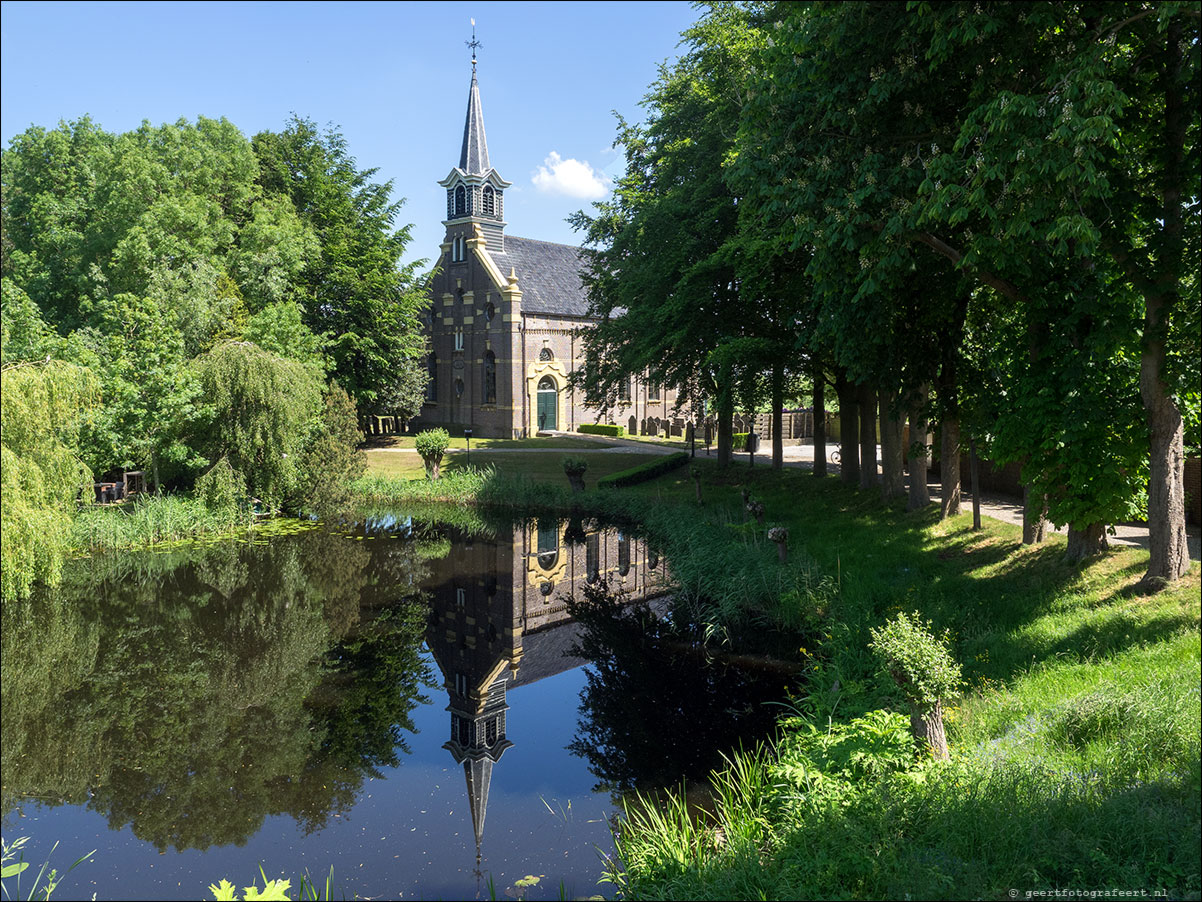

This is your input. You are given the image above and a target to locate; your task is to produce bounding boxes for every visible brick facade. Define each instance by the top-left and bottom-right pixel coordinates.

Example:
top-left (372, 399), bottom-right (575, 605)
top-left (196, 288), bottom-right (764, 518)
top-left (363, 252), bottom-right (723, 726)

top-left (417, 66), bottom-right (677, 438)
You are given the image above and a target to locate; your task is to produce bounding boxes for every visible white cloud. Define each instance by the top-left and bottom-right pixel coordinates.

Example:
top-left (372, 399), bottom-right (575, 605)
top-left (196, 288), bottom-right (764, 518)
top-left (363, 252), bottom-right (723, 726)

top-left (531, 151), bottom-right (610, 199)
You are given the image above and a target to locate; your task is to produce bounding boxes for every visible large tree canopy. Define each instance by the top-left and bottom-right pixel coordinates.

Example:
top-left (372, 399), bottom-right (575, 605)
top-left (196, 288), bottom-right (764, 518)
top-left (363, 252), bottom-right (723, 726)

top-left (0, 113), bottom-right (420, 597)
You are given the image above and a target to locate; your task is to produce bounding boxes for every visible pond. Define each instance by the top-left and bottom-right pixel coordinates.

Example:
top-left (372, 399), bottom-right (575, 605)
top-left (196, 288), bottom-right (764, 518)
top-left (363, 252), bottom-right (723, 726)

top-left (1, 513), bottom-right (784, 900)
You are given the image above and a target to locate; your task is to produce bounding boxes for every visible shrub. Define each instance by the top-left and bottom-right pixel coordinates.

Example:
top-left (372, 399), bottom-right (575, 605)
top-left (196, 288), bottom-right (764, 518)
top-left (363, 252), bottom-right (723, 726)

top-left (561, 456), bottom-right (589, 476)
top-left (732, 432), bottom-right (750, 451)
top-left (870, 611), bottom-right (963, 759)
top-left (869, 612), bottom-right (963, 713)
top-left (598, 452), bottom-right (689, 489)
top-left (579, 423), bottom-right (625, 438)
top-left (414, 428), bottom-right (450, 479)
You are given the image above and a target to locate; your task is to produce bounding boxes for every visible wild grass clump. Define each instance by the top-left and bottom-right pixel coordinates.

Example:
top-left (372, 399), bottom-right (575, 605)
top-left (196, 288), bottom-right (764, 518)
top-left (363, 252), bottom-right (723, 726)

top-left (70, 493), bottom-right (250, 551)
top-left (351, 467), bottom-right (494, 505)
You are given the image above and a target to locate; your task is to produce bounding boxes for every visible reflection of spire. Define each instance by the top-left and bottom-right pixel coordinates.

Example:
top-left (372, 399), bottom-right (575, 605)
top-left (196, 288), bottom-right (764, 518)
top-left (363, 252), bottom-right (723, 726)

top-left (443, 675), bottom-right (513, 864)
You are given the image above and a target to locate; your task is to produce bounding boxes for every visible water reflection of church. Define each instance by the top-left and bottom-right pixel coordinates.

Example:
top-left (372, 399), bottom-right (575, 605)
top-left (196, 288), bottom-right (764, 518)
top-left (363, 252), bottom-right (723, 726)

top-left (422, 520), bottom-right (666, 862)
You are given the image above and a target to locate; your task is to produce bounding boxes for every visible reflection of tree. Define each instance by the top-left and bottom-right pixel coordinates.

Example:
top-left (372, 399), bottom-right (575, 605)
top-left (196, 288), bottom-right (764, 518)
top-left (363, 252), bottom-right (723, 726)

top-left (566, 581), bottom-right (784, 794)
top-left (1, 528), bottom-right (435, 852)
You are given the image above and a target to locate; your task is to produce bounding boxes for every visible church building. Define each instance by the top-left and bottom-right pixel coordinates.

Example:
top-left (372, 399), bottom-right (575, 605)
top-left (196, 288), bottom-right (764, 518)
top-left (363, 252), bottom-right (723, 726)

top-left (421, 56), bottom-right (677, 438)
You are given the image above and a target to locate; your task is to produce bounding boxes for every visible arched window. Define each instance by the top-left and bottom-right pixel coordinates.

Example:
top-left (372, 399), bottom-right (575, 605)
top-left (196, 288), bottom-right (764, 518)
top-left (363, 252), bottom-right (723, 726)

top-left (586, 533), bottom-right (600, 584)
top-left (537, 518), bottom-right (558, 570)
top-left (618, 531), bottom-right (631, 577)
top-left (425, 354), bottom-right (437, 402)
top-left (483, 351), bottom-right (496, 404)
top-left (539, 347), bottom-right (554, 362)
top-left (483, 185), bottom-right (495, 215)
top-left (455, 185), bottom-right (466, 216)
top-left (619, 377), bottom-right (631, 404)
top-left (454, 377), bottom-right (465, 398)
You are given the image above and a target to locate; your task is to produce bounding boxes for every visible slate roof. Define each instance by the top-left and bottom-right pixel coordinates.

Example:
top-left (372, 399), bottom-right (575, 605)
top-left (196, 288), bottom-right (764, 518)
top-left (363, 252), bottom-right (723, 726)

top-left (459, 70), bottom-right (491, 175)
top-left (491, 235), bottom-right (592, 319)
top-left (506, 618), bottom-right (586, 688)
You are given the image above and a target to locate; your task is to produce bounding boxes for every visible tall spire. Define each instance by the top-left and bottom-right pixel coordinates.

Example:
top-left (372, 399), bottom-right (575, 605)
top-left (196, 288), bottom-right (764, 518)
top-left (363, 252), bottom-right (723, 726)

top-left (459, 21), bottom-right (490, 175)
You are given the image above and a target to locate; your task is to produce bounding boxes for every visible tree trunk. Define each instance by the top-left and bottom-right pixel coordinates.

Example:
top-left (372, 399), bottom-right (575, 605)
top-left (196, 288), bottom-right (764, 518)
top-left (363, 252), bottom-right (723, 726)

top-left (879, 389), bottom-right (906, 502)
top-left (1137, 20), bottom-right (1190, 587)
top-left (907, 383), bottom-right (931, 511)
top-left (912, 700), bottom-right (949, 761)
top-left (1022, 481), bottom-right (1049, 544)
top-left (939, 417), bottom-right (961, 519)
top-left (567, 473), bottom-right (585, 494)
top-left (716, 364), bottom-right (734, 468)
top-left (812, 363), bottom-right (827, 477)
top-left (969, 434), bottom-right (981, 530)
top-left (937, 297), bottom-right (967, 520)
top-left (858, 383), bottom-right (878, 490)
top-left (1065, 522), bottom-right (1109, 562)
top-left (836, 373), bottom-right (860, 485)
top-left (427, 455), bottom-right (442, 480)
top-left (771, 362), bottom-right (784, 470)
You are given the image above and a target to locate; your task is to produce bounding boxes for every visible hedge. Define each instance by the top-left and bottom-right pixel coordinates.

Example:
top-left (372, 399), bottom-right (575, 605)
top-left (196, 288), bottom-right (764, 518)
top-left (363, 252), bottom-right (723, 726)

top-left (732, 432), bottom-right (750, 451)
top-left (579, 423), bottom-right (625, 438)
top-left (598, 452), bottom-right (690, 489)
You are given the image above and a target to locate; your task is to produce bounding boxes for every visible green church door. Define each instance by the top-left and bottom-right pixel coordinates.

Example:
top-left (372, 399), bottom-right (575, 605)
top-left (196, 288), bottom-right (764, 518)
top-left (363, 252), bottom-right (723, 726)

top-left (537, 376), bottom-right (558, 431)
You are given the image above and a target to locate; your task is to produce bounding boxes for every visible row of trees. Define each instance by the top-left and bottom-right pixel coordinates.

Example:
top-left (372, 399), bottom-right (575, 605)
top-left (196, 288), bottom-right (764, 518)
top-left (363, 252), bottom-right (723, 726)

top-left (572, 1), bottom-right (1199, 586)
top-left (1, 115), bottom-right (431, 600)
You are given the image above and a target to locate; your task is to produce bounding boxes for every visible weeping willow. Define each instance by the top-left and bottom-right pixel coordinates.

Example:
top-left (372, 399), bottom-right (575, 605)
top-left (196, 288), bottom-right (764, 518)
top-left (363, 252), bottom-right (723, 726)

top-left (195, 341), bottom-right (323, 508)
top-left (1, 360), bottom-right (98, 601)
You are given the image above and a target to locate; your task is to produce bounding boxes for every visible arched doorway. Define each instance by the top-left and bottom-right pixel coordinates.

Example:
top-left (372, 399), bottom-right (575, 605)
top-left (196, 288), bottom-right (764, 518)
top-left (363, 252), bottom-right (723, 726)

top-left (537, 376), bottom-right (558, 431)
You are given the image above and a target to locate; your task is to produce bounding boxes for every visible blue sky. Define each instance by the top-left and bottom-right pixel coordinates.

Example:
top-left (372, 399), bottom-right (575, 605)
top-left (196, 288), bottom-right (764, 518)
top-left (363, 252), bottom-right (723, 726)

top-left (0, 0), bottom-right (699, 267)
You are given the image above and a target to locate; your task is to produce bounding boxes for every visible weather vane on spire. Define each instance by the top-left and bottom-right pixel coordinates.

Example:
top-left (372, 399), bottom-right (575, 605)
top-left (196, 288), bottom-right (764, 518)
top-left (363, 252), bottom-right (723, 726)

top-left (466, 18), bottom-right (482, 71)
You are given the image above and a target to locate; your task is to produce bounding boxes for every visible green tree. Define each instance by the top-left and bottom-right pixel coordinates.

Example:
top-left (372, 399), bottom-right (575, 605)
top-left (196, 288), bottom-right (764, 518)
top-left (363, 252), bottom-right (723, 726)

top-left (194, 341), bottom-right (324, 508)
top-left (253, 117), bottom-right (430, 419)
top-left (76, 293), bottom-right (206, 489)
top-left (571, 4), bottom-right (769, 467)
top-left (0, 358), bottom-right (97, 601)
top-left (914, 1), bottom-right (1200, 581)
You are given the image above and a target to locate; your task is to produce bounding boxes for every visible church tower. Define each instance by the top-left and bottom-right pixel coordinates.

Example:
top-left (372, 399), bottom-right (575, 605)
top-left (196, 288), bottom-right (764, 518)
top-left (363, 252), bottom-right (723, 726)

top-left (437, 41), bottom-right (511, 254)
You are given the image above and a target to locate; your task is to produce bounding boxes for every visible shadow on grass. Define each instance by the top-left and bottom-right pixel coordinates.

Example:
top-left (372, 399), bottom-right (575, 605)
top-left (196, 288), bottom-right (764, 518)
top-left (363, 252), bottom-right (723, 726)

top-left (655, 463), bottom-right (1197, 688)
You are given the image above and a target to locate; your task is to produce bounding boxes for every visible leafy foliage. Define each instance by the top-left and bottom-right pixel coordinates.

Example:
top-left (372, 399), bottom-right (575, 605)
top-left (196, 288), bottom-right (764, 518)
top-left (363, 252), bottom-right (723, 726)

top-left (0, 359), bottom-right (97, 600)
top-left (869, 611), bottom-right (963, 714)
top-left (251, 117), bottom-right (430, 417)
top-left (597, 451), bottom-right (689, 489)
top-left (413, 428), bottom-right (449, 479)
top-left (195, 341), bottom-right (323, 507)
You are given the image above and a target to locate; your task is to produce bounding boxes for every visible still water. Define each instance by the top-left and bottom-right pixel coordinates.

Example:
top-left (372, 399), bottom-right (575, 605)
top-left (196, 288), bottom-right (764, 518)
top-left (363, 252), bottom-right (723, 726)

top-left (1, 515), bottom-right (781, 900)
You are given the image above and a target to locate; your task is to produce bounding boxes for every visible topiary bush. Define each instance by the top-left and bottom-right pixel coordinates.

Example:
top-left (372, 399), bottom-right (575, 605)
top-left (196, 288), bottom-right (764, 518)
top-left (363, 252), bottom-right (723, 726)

top-left (579, 423), bottom-right (625, 438)
top-left (598, 452), bottom-right (689, 489)
top-left (414, 428), bottom-right (450, 479)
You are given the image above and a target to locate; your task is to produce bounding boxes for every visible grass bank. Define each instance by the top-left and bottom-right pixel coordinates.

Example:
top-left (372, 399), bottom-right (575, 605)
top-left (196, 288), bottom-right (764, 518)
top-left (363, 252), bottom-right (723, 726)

top-left (605, 465), bottom-right (1201, 900)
